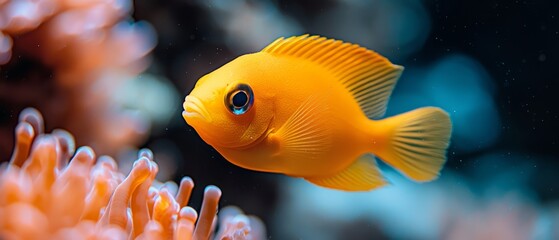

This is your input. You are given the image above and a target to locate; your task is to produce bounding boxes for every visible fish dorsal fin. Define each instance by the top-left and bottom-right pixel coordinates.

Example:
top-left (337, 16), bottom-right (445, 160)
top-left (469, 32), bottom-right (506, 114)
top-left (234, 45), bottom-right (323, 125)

top-left (262, 34), bottom-right (404, 119)
top-left (305, 154), bottom-right (388, 191)
top-left (271, 94), bottom-right (332, 161)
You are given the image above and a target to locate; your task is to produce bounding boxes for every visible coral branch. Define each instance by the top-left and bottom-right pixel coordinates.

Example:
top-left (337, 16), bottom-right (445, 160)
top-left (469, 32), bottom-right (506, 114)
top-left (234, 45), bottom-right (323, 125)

top-left (0, 108), bottom-right (266, 239)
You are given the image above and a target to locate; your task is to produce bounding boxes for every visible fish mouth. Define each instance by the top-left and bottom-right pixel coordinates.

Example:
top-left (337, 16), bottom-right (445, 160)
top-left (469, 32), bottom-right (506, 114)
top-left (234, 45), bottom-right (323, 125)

top-left (182, 96), bottom-right (212, 122)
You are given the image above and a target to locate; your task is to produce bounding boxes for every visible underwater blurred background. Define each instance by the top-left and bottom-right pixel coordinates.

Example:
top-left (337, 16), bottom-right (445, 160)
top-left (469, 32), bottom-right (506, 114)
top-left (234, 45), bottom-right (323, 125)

top-left (1, 0), bottom-right (558, 239)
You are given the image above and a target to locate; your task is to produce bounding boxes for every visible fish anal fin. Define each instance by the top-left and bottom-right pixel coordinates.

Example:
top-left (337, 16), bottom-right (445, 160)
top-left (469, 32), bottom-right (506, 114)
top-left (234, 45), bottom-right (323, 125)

top-left (273, 94), bottom-right (331, 161)
top-left (305, 155), bottom-right (388, 191)
top-left (261, 34), bottom-right (403, 119)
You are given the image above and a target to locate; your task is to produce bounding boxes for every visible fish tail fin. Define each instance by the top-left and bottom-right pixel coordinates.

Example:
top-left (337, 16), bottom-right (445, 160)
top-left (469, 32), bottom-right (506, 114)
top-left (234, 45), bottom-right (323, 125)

top-left (369, 107), bottom-right (452, 182)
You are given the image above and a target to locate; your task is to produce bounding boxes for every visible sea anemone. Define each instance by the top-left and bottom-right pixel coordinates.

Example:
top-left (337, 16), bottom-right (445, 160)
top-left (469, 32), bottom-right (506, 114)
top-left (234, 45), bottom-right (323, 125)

top-left (0, 108), bottom-right (265, 240)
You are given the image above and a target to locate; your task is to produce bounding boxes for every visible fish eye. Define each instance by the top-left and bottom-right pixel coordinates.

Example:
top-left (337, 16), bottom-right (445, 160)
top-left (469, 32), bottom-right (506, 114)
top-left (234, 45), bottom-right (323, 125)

top-left (225, 83), bottom-right (253, 115)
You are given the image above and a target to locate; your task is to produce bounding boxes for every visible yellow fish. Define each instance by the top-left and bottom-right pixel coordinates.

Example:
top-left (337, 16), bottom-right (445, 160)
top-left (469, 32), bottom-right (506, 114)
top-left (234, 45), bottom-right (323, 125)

top-left (183, 35), bottom-right (452, 191)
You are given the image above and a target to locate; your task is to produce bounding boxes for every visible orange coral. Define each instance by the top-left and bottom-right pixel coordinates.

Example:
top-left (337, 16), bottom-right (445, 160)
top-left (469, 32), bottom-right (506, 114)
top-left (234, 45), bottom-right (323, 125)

top-left (0, 0), bottom-right (157, 157)
top-left (0, 108), bottom-right (265, 240)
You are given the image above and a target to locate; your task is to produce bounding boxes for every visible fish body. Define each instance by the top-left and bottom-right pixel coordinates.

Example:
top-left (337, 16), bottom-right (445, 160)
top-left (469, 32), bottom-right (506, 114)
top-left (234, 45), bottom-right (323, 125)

top-left (183, 35), bottom-right (452, 191)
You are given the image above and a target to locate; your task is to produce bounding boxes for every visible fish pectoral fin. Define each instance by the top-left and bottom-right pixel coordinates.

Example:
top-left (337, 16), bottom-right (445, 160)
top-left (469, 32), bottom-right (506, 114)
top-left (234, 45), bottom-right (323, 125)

top-left (305, 155), bottom-right (389, 191)
top-left (274, 94), bottom-right (331, 160)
